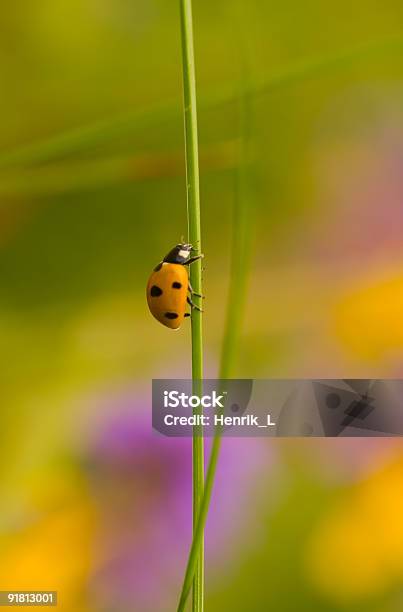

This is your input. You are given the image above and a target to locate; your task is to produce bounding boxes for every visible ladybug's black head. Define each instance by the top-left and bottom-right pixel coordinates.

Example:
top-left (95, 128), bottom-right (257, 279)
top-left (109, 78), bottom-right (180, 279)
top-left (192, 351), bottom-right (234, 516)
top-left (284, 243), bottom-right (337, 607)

top-left (163, 243), bottom-right (193, 264)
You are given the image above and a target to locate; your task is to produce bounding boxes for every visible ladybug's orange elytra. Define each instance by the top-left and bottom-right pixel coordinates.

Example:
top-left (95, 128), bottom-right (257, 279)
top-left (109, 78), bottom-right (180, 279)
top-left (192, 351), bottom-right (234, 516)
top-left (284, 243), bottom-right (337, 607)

top-left (146, 243), bottom-right (204, 329)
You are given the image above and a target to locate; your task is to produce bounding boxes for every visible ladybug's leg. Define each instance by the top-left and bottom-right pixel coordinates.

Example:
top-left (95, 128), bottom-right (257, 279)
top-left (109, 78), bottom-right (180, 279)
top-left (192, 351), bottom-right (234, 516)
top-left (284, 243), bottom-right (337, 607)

top-left (184, 313), bottom-right (191, 317)
top-left (187, 296), bottom-right (203, 312)
top-left (188, 282), bottom-right (204, 299)
top-left (184, 254), bottom-right (204, 266)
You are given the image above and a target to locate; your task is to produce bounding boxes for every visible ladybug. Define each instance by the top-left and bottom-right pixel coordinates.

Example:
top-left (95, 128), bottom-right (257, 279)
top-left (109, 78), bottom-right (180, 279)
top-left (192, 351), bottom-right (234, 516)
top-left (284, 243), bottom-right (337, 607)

top-left (146, 243), bottom-right (204, 329)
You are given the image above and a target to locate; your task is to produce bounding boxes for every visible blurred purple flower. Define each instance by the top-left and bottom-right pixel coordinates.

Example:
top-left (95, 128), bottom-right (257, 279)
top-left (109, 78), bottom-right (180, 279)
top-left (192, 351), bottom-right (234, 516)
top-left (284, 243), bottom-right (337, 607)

top-left (84, 386), bottom-right (269, 611)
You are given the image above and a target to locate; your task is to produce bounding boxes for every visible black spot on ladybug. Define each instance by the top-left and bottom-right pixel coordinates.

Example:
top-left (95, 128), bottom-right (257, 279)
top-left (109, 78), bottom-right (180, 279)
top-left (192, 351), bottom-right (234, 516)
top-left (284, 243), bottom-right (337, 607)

top-left (154, 262), bottom-right (163, 272)
top-left (172, 282), bottom-right (182, 289)
top-left (165, 312), bottom-right (178, 319)
top-left (150, 285), bottom-right (163, 297)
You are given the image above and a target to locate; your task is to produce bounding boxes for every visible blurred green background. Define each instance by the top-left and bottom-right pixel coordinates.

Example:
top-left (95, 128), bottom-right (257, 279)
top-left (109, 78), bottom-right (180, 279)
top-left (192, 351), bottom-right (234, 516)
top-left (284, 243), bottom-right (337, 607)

top-left (1, 1), bottom-right (403, 610)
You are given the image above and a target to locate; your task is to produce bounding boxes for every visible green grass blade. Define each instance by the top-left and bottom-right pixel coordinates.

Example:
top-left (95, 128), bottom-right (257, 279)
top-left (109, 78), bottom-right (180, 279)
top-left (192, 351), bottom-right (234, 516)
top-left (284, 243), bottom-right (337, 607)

top-left (0, 140), bottom-right (239, 199)
top-left (0, 103), bottom-right (179, 170)
top-left (177, 69), bottom-right (255, 612)
top-left (254, 35), bottom-right (403, 96)
top-left (179, 0), bottom-right (205, 610)
top-left (1, 36), bottom-right (403, 170)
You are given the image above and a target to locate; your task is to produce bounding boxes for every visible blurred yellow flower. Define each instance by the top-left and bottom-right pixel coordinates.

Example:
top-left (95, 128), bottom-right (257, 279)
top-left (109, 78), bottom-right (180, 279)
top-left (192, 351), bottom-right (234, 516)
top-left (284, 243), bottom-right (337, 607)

top-left (306, 450), bottom-right (403, 602)
top-left (0, 498), bottom-right (96, 612)
top-left (332, 269), bottom-right (403, 362)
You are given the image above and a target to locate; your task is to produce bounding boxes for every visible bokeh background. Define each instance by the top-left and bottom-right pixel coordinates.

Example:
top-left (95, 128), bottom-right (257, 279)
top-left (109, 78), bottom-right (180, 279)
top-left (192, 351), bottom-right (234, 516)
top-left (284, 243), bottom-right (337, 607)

top-left (1, 1), bottom-right (403, 610)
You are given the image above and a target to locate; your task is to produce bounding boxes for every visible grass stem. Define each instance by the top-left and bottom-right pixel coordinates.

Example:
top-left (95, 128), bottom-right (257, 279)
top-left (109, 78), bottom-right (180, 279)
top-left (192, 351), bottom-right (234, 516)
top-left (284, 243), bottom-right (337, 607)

top-left (179, 1), bottom-right (204, 610)
top-left (177, 68), bottom-right (255, 612)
